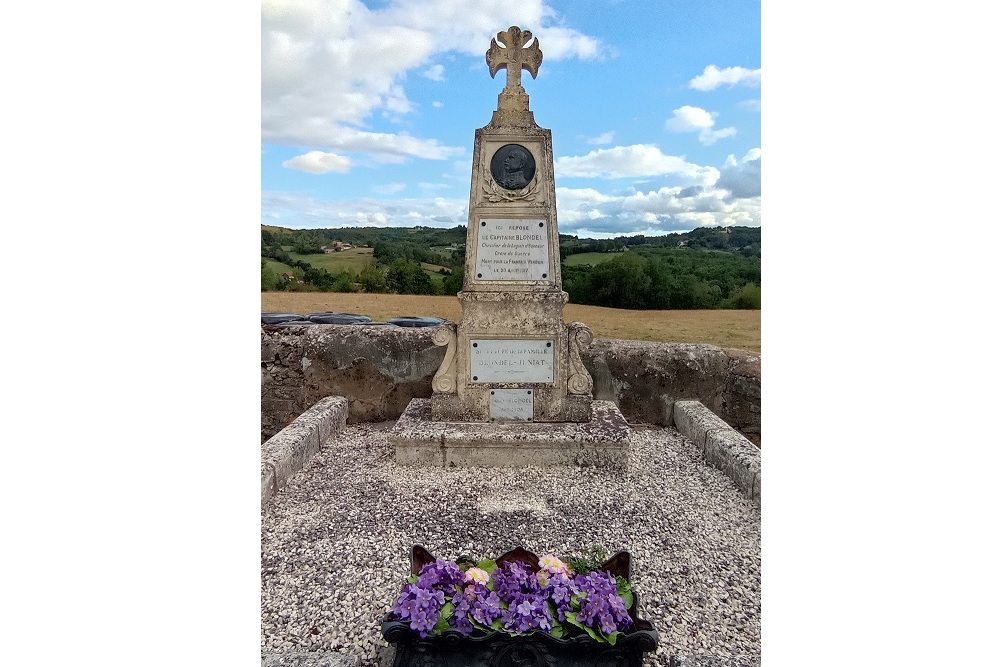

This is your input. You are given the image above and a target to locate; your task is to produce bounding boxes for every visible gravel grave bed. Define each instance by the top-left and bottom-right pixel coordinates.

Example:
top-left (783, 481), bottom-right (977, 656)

top-left (261, 422), bottom-right (760, 666)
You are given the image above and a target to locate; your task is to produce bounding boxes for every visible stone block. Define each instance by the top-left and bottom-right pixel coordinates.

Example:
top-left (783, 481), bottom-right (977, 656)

top-left (296, 395), bottom-right (349, 447)
top-left (261, 463), bottom-right (276, 509)
top-left (673, 400), bottom-right (730, 452)
top-left (705, 428), bottom-right (760, 500)
top-left (261, 395), bottom-right (351, 510)
top-left (261, 423), bottom-right (316, 491)
top-left (392, 399), bottom-right (629, 468)
top-left (584, 340), bottom-right (729, 425)
top-left (660, 394), bottom-right (675, 426)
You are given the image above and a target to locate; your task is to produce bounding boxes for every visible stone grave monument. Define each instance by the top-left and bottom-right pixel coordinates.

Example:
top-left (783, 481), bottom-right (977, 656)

top-left (391, 26), bottom-right (630, 467)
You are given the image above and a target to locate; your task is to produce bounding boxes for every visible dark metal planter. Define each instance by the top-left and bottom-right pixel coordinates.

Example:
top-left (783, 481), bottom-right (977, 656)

top-left (381, 546), bottom-right (659, 667)
top-left (381, 618), bottom-right (658, 667)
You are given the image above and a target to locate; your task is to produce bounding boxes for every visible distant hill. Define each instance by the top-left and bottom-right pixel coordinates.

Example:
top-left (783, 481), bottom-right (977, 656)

top-left (261, 224), bottom-right (760, 309)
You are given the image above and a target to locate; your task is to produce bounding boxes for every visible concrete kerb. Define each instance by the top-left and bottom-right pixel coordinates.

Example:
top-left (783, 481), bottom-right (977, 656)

top-left (261, 396), bottom-right (349, 511)
top-left (672, 400), bottom-right (760, 504)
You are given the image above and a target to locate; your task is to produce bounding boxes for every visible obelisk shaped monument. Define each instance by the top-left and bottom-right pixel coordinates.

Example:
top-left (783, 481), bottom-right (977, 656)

top-left (430, 26), bottom-right (594, 423)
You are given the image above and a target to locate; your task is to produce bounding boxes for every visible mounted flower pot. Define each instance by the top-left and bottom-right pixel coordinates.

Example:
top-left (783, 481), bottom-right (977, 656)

top-left (381, 545), bottom-right (659, 667)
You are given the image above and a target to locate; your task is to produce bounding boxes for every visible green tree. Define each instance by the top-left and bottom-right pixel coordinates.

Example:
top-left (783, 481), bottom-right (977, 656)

top-left (358, 260), bottom-right (388, 293)
top-left (721, 284), bottom-right (761, 309)
top-left (591, 253), bottom-right (651, 309)
top-left (261, 259), bottom-right (280, 292)
top-left (442, 266), bottom-right (464, 295)
top-left (386, 258), bottom-right (434, 294)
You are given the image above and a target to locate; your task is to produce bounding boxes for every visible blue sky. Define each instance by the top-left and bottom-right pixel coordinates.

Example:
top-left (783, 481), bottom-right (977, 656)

top-left (262, 0), bottom-right (760, 238)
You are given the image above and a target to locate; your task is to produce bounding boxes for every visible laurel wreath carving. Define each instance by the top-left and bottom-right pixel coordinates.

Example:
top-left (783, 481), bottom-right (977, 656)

top-left (482, 172), bottom-right (540, 202)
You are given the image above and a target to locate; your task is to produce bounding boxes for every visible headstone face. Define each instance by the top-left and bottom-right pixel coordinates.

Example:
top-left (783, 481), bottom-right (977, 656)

top-left (430, 26), bottom-right (593, 423)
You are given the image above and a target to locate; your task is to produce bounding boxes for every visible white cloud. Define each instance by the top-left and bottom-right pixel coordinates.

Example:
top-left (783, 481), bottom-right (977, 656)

top-left (555, 144), bottom-right (719, 185)
top-left (534, 26), bottom-right (600, 60)
top-left (262, 162), bottom-right (759, 234)
top-left (265, 122), bottom-right (463, 163)
top-left (716, 148), bottom-right (761, 199)
top-left (699, 127), bottom-right (737, 146)
top-left (432, 100), bottom-right (444, 108)
top-left (586, 131), bottom-right (615, 145)
top-left (555, 181), bottom-right (760, 236)
top-left (282, 150), bottom-right (352, 174)
top-left (665, 106), bottom-right (736, 146)
top-left (262, 0), bottom-right (603, 161)
top-left (665, 106), bottom-right (715, 131)
top-left (689, 65), bottom-right (761, 91)
top-left (373, 182), bottom-right (407, 194)
top-left (738, 98), bottom-right (761, 112)
top-left (262, 190), bottom-right (468, 229)
top-left (423, 64), bottom-right (445, 81)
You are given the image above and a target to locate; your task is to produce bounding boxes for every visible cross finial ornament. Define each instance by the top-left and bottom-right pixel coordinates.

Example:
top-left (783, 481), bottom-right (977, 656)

top-left (486, 26), bottom-right (543, 93)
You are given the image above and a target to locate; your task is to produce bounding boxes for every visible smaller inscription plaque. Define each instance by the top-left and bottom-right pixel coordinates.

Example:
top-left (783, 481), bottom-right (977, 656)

top-left (489, 389), bottom-right (533, 421)
top-left (475, 218), bottom-right (549, 281)
top-left (470, 339), bottom-right (554, 383)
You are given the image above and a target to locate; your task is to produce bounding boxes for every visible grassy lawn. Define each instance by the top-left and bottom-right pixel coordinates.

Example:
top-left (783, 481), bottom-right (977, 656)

top-left (263, 258), bottom-right (299, 276)
top-left (564, 252), bottom-right (618, 266)
top-left (286, 247), bottom-right (376, 273)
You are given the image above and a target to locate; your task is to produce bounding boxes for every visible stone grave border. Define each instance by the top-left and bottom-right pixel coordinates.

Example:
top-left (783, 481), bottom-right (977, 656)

top-left (259, 395), bottom-right (760, 510)
top-left (261, 395), bottom-right (348, 511)
top-left (672, 400), bottom-right (761, 504)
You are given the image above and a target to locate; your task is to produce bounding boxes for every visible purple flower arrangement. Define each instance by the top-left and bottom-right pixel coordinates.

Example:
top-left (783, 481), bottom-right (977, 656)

top-left (389, 551), bottom-right (636, 645)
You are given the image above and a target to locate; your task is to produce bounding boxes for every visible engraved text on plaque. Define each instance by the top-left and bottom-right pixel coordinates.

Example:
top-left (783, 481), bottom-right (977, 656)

top-left (475, 218), bottom-right (549, 281)
top-left (469, 339), bottom-right (554, 383)
top-left (489, 389), bottom-right (533, 421)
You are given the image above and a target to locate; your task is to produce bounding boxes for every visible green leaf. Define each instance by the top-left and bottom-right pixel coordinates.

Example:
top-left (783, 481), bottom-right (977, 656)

top-left (406, 574), bottom-right (417, 584)
top-left (606, 631), bottom-right (622, 646)
top-left (549, 622), bottom-right (566, 639)
top-left (615, 576), bottom-right (634, 609)
top-left (477, 559), bottom-right (498, 574)
top-left (580, 623), bottom-right (602, 642)
top-left (490, 618), bottom-right (503, 631)
top-left (432, 602), bottom-right (455, 634)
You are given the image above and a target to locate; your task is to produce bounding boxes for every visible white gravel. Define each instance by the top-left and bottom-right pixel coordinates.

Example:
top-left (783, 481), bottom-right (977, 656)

top-left (261, 422), bottom-right (760, 666)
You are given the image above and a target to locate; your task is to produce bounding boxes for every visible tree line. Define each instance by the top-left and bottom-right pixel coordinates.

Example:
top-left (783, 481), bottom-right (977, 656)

top-left (261, 225), bottom-right (760, 309)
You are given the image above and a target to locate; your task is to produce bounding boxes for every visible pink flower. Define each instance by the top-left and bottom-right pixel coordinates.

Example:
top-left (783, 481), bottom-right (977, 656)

top-left (538, 554), bottom-right (569, 575)
top-left (464, 567), bottom-right (490, 585)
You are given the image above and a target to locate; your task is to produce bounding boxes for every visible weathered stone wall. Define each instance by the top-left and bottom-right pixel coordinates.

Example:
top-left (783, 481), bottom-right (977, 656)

top-left (261, 325), bottom-right (761, 444)
top-left (261, 326), bottom-right (309, 442)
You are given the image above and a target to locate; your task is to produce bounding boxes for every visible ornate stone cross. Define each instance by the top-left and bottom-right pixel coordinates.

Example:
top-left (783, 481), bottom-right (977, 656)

top-left (486, 26), bottom-right (543, 92)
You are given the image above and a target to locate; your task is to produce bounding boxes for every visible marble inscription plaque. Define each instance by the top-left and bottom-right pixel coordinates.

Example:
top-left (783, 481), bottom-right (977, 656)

top-left (489, 389), bottom-right (533, 421)
top-left (469, 339), bottom-right (554, 383)
top-left (475, 218), bottom-right (549, 281)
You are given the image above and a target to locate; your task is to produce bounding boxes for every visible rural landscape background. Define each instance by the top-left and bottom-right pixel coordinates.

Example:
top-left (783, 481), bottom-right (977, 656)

top-left (262, 224), bottom-right (761, 351)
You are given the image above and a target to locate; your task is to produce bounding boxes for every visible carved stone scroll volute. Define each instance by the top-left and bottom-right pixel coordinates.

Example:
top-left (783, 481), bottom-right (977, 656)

top-left (566, 322), bottom-right (594, 395)
top-left (431, 323), bottom-right (458, 394)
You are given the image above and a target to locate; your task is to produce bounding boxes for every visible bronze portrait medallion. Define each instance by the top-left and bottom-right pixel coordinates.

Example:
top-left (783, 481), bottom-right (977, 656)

top-left (490, 144), bottom-right (536, 191)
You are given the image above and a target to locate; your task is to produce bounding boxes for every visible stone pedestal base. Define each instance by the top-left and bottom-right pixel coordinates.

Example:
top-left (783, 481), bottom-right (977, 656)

top-left (391, 399), bottom-right (631, 468)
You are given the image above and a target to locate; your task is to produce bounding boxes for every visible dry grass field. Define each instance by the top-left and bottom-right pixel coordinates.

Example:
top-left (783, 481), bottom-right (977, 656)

top-left (262, 292), bottom-right (760, 352)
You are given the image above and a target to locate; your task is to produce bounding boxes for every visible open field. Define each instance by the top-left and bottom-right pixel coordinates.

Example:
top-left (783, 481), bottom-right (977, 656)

top-left (563, 252), bottom-right (616, 266)
top-left (263, 258), bottom-right (297, 276)
top-left (286, 247), bottom-right (375, 273)
top-left (261, 292), bottom-right (760, 352)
